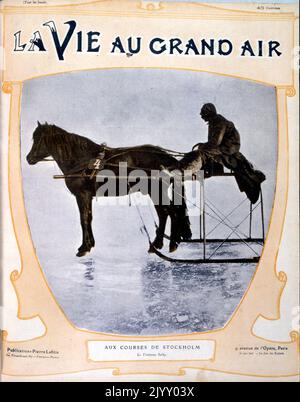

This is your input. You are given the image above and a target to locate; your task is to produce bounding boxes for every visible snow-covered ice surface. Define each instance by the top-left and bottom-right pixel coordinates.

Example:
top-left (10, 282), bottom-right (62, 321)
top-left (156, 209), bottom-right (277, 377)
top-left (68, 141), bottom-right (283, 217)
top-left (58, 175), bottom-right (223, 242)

top-left (45, 251), bottom-right (257, 336)
top-left (22, 176), bottom-right (261, 335)
top-left (20, 69), bottom-right (277, 335)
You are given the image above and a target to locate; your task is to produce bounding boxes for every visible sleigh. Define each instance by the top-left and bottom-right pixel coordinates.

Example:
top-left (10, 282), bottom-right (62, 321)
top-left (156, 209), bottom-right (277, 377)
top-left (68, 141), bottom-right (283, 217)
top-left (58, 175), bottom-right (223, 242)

top-left (52, 150), bottom-right (265, 265)
top-left (29, 123), bottom-right (265, 263)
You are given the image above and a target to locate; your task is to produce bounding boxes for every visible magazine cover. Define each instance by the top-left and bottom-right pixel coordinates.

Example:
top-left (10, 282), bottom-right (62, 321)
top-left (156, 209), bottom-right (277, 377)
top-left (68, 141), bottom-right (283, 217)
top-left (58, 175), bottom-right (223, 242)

top-left (0, 0), bottom-right (299, 383)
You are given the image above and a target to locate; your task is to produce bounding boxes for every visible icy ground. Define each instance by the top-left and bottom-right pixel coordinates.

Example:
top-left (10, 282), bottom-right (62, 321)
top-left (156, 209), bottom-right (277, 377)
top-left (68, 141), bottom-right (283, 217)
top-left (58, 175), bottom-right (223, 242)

top-left (23, 176), bottom-right (261, 335)
top-left (49, 249), bottom-right (257, 336)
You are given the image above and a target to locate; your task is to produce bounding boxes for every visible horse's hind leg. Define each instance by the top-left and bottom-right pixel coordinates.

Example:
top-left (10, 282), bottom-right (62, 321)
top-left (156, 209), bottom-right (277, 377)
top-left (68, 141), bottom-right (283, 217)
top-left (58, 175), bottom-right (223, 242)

top-left (76, 192), bottom-right (94, 257)
top-left (179, 186), bottom-right (192, 241)
top-left (168, 183), bottom-right (191, 252)
top-left (149, 205), bottom-right (168, 252)
top-left (168, 206), bottom-right (181, 253)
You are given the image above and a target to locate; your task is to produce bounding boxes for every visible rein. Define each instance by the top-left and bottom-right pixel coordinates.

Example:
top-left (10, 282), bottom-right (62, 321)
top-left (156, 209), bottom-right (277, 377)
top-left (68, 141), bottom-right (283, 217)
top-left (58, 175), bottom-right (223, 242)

top-left (41, 146), bottom-right (186, 164)
top-left (43, 144), bottom-right (190, 178)
top-left (102, 144), bottom-right (186, 158)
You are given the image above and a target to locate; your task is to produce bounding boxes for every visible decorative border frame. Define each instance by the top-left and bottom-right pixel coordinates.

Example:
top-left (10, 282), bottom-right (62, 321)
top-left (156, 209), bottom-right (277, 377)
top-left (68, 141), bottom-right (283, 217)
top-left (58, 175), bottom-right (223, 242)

top-left (1, 1), bottom-right (299, 379)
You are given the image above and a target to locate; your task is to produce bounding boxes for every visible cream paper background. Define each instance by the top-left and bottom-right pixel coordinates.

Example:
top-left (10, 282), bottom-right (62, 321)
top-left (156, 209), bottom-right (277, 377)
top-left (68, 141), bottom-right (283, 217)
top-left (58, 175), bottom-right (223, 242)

top-left (0, 0), bottom-right (299, 382)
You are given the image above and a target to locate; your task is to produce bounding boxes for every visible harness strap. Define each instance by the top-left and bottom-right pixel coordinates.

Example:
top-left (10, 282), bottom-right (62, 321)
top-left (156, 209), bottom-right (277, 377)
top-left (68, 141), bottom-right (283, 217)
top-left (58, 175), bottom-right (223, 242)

top-left (88, 151), bottom-right (106, 180)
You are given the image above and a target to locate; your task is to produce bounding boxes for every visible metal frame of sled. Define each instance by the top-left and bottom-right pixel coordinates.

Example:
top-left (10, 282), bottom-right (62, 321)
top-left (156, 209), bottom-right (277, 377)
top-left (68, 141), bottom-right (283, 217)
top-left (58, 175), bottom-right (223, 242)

top-left (150, 170), bottom-right (265, 265)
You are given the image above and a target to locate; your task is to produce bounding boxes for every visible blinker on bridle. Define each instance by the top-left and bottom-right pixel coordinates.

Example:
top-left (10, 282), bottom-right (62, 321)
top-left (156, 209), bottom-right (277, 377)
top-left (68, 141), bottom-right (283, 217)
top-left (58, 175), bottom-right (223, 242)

top-left (33, 125), bottom-right (55, 162)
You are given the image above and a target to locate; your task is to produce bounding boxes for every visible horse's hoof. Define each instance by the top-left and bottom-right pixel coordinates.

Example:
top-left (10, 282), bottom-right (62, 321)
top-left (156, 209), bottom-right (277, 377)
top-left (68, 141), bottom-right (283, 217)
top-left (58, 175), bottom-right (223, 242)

top-left (76, 250), bottom-right (89, 257)
top-left (182, 229), bottom-right (193, 241)
top-left (152, 239), bottom-right (164, 250)
top-left (169, 243), bottom-right (178, 253)
top-left (148, 244), bottom-right (156, 254)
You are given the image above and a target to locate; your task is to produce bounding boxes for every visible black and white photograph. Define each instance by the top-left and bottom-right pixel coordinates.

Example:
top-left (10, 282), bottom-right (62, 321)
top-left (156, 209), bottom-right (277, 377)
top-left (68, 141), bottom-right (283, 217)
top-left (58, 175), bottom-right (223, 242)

top-left (21, 69), bottom-right (277, 336)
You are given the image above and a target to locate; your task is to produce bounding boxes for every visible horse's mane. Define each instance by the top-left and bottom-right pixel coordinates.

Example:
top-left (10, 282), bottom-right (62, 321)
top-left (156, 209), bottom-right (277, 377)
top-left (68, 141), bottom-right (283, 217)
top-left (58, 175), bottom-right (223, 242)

top-left (43, 124), bottom-right (101, 160)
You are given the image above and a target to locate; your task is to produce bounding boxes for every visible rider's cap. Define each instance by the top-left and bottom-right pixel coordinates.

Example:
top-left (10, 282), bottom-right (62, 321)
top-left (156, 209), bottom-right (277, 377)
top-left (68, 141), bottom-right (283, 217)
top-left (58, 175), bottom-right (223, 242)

top-left (201, 103), bottom-right (217, 115)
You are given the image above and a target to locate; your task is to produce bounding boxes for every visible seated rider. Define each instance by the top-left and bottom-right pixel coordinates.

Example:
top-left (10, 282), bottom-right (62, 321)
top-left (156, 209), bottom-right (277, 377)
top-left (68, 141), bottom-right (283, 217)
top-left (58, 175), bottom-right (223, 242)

top-left (194, 103), bottom-right (266, 203)
top-left (194, 103), bottom-right (241, 173)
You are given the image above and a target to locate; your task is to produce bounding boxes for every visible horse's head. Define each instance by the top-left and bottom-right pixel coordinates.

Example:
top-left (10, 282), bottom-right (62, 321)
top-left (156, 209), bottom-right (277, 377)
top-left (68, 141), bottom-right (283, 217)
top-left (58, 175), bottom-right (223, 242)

top-left (27, 122), bottom-right (51, 165)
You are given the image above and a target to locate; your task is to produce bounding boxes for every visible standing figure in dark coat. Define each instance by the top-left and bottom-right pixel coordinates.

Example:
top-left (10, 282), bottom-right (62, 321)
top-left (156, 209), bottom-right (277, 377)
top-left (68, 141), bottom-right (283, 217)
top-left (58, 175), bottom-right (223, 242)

top-left (194, 103), bottom-right (266, 204)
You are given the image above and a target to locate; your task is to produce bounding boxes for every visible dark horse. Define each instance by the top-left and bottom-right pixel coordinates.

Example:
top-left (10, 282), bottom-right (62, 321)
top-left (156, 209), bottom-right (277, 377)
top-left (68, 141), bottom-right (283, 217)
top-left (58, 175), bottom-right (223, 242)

top-left (26, 123), bottom-right (192, 257)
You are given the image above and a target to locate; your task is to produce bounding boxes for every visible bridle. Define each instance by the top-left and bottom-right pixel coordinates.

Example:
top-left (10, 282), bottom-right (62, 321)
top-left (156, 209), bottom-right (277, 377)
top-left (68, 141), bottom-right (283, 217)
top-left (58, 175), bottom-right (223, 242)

top-left (30, 125), bottom-right (56, 162)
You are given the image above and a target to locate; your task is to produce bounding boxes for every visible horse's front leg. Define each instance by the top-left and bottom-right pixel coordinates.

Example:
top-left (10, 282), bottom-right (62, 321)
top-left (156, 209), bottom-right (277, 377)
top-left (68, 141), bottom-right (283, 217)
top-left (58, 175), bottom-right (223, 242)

top-left (76, 192), bottom-right (94, 257)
